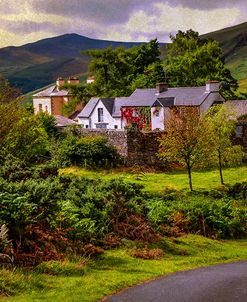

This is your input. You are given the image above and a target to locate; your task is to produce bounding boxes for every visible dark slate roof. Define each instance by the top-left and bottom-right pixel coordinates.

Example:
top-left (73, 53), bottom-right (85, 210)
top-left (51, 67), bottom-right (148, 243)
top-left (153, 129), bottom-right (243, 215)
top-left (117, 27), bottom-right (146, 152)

top-left (223, 100), bottom-right (247, 117)
top-left (112, 97), bottom-right (130, 117)
top-left (54, 115), bottom-right (77, 127)
top-left (101, 98), bottom-right (115, 115)
top-left (153, 97), bottom-right (175, 107)
top-left (33, 85), bottom-right (69, 97)
top-left (77, 97), bottom-right (99, 118)
top-left (129, 86), bottom-right (209, 107)
top-left (77, 85), bottom-right (224, 119)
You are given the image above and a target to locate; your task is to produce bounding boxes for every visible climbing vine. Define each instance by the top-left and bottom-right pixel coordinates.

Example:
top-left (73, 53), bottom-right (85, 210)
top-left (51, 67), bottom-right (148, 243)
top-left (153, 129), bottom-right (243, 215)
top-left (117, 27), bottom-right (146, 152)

top-left (121, 107), bottom-right (151, 130)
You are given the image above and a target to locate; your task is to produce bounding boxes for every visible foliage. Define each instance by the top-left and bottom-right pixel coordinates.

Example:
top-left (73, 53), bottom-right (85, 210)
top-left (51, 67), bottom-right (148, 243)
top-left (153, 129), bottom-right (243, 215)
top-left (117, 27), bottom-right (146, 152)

top-left (145, 192), bottom-right (247, 238)
top-left (165, 30), bottom-right (239, 99)
top-left (61, 82), bottom-right (94, 117)
top-left (55, 135), bottom-right (119, 168)
top-left (0, 75), bottom-right (21, 104)
top-left (3, 112), bottom-right (49, 162)
top-left (84, 39), bottom-right (165, 97)
top-left (121, 106), bottom-right (151, 130)
top-left (37, 112), bottom-right (58, 138)
top-left (205, 105), bottom-right (244, 184)
top-left (0, 97), bottom-right (49, 164)
top-left (159, 107), bottom-right (211, 190)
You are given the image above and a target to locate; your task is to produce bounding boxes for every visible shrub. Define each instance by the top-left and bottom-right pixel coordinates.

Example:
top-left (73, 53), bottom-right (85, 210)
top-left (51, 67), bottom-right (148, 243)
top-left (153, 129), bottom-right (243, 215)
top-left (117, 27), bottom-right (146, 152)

top-left (55, 135), bottom-right (119, 168)
top-left (131, 246), bottom-right (164, 259)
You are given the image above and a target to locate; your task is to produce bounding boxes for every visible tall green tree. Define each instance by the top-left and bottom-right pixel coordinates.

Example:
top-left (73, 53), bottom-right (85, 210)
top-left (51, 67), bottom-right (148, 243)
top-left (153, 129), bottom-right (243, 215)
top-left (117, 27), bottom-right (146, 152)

top-left (165, 30), bottom-right (238, 99)
top-left (205, 105), bottom-right (244, 185)
top-left (84, 39), bottom-right (164, 97)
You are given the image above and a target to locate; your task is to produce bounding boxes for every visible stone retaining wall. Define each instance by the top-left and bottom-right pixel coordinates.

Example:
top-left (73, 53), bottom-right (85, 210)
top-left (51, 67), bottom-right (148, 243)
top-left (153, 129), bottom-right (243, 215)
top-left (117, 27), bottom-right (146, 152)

top-left (75, 122), bottom-right (247, 167)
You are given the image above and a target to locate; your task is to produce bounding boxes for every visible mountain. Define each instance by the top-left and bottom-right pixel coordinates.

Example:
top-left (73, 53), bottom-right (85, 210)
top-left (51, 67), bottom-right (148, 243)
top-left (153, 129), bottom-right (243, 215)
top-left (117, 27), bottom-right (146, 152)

top-left (203, 22), bottom-right (247, 93)
top-left (2, 22), bottom-right (247, 94)
top-left (0, 34), bottom-right (149, 93)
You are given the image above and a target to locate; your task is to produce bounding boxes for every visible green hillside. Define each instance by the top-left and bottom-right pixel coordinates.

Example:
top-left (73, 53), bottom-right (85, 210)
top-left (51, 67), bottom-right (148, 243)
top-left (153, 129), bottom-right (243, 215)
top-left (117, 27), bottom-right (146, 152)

top-left (203, 22), bottom-right (247, 87)
top-left (0, 34), bottom-right (148, 93)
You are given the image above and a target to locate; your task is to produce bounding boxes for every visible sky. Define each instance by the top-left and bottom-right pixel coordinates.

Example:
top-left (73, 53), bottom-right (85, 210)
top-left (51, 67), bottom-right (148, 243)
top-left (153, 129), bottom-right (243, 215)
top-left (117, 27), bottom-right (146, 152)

top-left (0, 0), bottom-right (246, 48)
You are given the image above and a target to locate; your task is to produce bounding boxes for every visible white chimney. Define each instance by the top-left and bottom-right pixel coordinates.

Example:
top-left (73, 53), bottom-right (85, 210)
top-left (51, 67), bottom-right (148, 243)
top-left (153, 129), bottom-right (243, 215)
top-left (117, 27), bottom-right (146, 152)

top-left (56, 77), bottom-right (65, 88)
top-left (68, 77), bottom-right (80, 85)
top-left (206, 80), bottom-right (220, 93)
top-left (87, 76), bottom-right (95, 84)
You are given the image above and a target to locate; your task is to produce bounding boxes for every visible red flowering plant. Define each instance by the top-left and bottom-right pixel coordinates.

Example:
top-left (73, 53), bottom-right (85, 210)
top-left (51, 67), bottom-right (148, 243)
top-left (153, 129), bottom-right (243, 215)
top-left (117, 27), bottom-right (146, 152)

top-left (121, 107), bottom-right (151, 130)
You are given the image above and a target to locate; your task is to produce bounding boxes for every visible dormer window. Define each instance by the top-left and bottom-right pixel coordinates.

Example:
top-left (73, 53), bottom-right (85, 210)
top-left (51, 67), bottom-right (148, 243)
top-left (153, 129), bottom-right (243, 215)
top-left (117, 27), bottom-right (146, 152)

top-left (98, 108), bottom-right (103, 122)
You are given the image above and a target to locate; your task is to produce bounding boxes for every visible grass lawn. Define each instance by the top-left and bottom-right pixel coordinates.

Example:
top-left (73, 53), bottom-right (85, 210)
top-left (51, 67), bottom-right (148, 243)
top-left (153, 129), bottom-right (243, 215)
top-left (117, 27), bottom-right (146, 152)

top-left (60, 165), bottom-right (247, 193)
top-left (2, 235), bottom-right (247, 302)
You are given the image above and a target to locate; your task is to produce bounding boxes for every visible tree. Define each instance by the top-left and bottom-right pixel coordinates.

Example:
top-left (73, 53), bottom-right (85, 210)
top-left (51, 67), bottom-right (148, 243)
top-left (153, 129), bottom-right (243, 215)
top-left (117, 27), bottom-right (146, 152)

top-left (0, 78), bottom-right (49, 163)
top-left (0, 75), bottom-right (21, 104)
top-left (37, 112), bottom-right (58, 138)
top-left (205, 105), bottom-right (244, 185)
top-left (4, 112), bottom-right (49, 162)
top-left (61, 82), bottom-right (94, 116)
top-left (159, 107), bottom-right (211, 191)
top-left (131, 62), bottom-right (166, 90)
top-left (0, 77), bottom-right (22, 146)
top-left (165, 30), bottom-right (238, 99)
top-left (84, 39), bottom-right (163, 97)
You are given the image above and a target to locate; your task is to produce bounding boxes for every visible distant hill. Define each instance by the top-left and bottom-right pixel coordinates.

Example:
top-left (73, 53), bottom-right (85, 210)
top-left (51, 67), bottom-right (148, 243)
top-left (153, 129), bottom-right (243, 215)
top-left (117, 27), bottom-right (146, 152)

top-left (2, 22), bottom-right (247, 94)
top-left (0, 34), bottom-right (150, 93)
top-left (203, 22), bottom-right (247, 92)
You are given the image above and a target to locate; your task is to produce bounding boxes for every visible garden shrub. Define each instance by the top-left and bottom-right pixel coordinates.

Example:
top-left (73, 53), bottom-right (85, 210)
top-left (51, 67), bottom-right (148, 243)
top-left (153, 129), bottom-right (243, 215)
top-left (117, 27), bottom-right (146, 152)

top-left (55, 135), bottom-right (120, 168)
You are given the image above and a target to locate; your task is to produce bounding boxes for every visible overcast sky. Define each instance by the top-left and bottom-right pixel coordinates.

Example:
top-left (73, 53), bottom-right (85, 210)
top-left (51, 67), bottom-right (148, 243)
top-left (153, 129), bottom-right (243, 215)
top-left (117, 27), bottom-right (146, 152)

top-left (0, 0), bottom-right (246, 47)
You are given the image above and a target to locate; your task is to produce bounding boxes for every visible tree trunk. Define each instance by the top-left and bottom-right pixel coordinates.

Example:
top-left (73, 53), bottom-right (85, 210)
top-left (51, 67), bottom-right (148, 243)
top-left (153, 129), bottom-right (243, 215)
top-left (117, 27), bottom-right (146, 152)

top-left (218, 149), bottom-right (224, 185)
top-left (187, 162), bottom-right (193, 191)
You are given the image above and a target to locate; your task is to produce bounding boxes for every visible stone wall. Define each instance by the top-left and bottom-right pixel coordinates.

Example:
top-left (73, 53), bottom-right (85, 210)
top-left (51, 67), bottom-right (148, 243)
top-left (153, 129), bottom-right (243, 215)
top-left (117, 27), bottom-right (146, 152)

top-left (126, 130), bottom-right (165, 168)
top-left (75, 123), bottom-right (247, 168)
top-left (76, 128), bottom-right (164, 168)
top-left (234, 121), bottom-right (247, 153)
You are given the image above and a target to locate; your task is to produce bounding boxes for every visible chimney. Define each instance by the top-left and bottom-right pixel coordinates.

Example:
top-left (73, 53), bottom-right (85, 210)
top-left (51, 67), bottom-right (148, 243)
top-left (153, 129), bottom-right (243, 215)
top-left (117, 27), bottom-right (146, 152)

top-left (156, 82), bottom-right (168, 94)
top-left (56, 77), bottom-right (65, 89)
top-left (206, 80), bottom-right (220, 93)
top-left (87, 76), bottom-right (95, 84)
top-left (68, 77), bottom-right (80, 85)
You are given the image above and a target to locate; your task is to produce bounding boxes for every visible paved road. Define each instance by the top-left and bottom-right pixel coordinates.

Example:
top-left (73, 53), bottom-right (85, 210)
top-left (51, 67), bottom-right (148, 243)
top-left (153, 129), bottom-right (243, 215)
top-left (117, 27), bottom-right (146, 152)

top-left (104, 261), bottom-right (247, 302)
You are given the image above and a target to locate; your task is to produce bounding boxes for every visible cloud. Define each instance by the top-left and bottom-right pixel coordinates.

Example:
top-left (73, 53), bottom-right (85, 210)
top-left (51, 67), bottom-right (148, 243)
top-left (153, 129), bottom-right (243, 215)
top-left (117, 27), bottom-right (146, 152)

top-left (0, 0), bottom-right (246, 47)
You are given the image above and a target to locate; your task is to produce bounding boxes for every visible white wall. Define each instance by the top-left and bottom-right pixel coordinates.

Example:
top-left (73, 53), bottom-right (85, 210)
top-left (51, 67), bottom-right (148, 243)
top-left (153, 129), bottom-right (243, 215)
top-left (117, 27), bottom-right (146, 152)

top-left (151, 107), bottom-right (165, 130)
top-left (78, 100), bottom-right (122, 129)
top-left (33, 97), bottom-right (51, 114)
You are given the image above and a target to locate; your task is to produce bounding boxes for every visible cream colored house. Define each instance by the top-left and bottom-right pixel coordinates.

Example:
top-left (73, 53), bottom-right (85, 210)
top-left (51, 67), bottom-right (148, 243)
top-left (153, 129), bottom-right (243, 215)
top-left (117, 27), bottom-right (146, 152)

top-left (33, 77), bottom-right (80, 116)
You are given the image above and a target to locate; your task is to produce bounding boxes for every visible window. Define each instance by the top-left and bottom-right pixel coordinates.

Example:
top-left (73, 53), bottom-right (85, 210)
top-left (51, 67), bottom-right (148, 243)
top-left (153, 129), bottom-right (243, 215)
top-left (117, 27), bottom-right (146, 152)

top-left (133, 111), bottom-right (139, 117)
top-left (114, 125), bottom-right (118, 129)
top-left (96, 124), bottom-right (107, 129)
top-left (98, 108), bottom-right (103, 122)
top-left (45, 105), bottom-right (48, 113)
top-left (235, 126), bottom-right (243, 138)
top-left (38, 104), bottom-right (43, 112)
top-left (85, 125), bottom-right (89, 129)
top-left (155, 111), bottom-right (159, 117)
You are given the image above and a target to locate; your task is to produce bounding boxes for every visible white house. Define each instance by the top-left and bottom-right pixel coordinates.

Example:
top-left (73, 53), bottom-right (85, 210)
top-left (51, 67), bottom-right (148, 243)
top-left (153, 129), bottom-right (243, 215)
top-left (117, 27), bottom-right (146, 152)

top-left (77, 81), bottom-right (225, 130)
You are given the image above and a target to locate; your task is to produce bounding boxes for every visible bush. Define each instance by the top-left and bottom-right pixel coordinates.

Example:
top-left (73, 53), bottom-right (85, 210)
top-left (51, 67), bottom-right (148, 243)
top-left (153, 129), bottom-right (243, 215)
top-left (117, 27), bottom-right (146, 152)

top-left (55, 135), bottom-right (120, 168)
top-left (145, 194), bottom-right (247, 238)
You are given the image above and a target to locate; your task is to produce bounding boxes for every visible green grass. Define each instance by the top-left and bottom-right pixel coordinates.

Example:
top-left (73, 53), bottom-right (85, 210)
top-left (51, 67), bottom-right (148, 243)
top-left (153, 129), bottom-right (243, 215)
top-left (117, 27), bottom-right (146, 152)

top-left (238, 78), bottom-right (247, 93)
top-left (60, 165), bottom-right (247, 193)
top-left (2, 235), bottom-right (247, 302)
